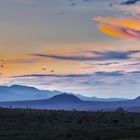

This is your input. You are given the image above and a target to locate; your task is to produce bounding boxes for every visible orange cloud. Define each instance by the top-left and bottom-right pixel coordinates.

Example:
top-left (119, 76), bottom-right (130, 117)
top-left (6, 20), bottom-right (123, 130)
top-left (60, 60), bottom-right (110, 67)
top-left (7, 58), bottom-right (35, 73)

top-left (95, 17), bottom-right (140, 40)
top-left (95, 17), bottom-right (140, 30)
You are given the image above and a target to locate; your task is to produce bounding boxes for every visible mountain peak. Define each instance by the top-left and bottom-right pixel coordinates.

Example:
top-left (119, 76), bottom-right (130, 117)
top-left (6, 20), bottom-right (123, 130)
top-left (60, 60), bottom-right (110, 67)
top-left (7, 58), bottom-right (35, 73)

top-left (135, 96), bottom-right (140, 100)
top-left (48, 94), bottom-right (81, 103)
top-left (10, 85), bottom-right (21, 87)
top-left (10, 85), bottom-right (38, 91)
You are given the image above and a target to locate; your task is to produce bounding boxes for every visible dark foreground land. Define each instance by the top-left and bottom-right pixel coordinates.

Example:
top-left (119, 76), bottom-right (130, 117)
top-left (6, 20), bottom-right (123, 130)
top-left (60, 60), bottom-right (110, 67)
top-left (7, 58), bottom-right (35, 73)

top-left (0, 108), bottom-right (140, 140)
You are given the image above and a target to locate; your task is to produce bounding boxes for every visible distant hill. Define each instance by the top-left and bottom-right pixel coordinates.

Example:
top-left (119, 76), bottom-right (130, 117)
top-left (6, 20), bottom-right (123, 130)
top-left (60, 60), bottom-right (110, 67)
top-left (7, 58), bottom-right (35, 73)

top-left (0, 93), bottom-right (140, 112)
top-left (0, 85), bottom-right (129, 102)
top-left (0, 85), bottom-right (63, 101)
top-left (48, 94), bottom-right (81, 103)
top-left (75, 94), bottom-right (128, 102)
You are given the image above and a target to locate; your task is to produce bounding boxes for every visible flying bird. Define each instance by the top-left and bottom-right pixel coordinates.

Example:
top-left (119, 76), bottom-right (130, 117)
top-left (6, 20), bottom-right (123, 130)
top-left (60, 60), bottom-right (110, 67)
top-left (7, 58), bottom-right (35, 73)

top-left (0, 59), bottom-right (5, 68)
top-left (51, 70), bottom-right (54, 73)
top-left (41, 68), bottom-right (47, 71)
top-left (0, 65), bottom-right (4, 68)
top-left (70, 2), bottom-right (76, 6)
top-left (69, 0), bottom-right (76, 6)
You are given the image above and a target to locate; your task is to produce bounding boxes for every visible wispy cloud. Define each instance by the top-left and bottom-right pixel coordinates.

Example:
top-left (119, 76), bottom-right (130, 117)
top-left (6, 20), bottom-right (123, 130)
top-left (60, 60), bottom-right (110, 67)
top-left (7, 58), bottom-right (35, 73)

top-left (120, 0), bottom-right (140, 5)
top-left (10, 70), bottom-right (140, 98)
top-left (13, 71), bottom-right (125, 78)
top-left (8, 58), bottom-right (40, 64)
top-left (15, 70), bottom-right (140, 78)
top-left (13, 73), bottom-right (90, 78)
top-left (31, 50), bottom-right (140, 61)
top-left (95, 0), bottom-right (140, 40)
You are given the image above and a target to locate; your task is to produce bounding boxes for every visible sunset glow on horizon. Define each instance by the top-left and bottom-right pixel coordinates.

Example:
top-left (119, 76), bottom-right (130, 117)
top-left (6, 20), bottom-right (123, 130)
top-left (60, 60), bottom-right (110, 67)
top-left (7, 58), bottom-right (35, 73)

top-left (0, 0), bottom-right (140, 98)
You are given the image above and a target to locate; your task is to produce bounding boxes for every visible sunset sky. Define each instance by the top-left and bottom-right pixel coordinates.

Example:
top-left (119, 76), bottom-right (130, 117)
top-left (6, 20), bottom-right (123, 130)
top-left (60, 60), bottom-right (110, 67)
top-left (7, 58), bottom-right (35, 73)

top-left (0, 0), bottom-right (140, 98)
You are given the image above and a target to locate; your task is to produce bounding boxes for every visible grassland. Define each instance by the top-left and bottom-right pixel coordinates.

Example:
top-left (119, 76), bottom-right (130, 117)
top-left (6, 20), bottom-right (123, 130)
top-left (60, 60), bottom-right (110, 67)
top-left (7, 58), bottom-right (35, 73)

top-left (0, 108), bottom-right (140, 140)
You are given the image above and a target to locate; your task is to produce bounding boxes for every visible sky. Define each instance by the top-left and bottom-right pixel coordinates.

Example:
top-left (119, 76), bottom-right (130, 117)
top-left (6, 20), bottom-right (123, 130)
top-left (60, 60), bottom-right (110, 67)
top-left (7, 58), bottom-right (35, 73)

top-left (0, 0), bottom-right (140, 98)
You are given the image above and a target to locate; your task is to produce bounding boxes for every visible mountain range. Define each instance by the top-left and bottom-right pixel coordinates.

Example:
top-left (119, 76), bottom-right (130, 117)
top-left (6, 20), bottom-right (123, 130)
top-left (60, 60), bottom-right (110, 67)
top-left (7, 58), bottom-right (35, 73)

top-left (0, 85), bottom-right (63, 101)
top-left (0, 85), bottom-right (140, 112)
top-left (0, 85), bottom-right (128, 102)
top-left (0, 93), bottom-right (140, 112)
